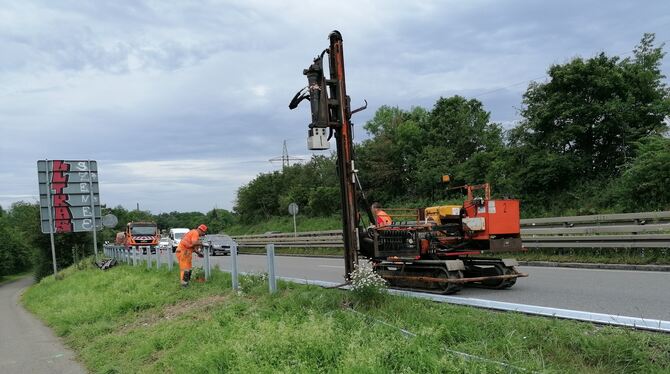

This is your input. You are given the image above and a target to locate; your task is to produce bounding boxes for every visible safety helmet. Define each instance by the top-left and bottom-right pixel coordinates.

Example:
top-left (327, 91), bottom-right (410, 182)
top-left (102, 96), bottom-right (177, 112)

top-left (197, 224), bottom-right (208, 233)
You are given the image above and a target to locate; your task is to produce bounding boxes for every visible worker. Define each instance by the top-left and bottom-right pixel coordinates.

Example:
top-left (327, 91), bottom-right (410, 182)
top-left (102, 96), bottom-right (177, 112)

top-left (175, 224), bottom-right (208, 287)
top-left (371, 202), bottom-right (392, 227)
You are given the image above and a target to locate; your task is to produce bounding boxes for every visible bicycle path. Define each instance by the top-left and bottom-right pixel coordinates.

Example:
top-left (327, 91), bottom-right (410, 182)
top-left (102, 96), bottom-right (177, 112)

top-left (0, 276), bottom-right (86, 373)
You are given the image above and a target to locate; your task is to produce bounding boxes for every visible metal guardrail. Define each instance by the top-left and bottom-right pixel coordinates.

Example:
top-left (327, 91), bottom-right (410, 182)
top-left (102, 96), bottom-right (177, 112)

top-left (232, 211), bottom-right (670, 249)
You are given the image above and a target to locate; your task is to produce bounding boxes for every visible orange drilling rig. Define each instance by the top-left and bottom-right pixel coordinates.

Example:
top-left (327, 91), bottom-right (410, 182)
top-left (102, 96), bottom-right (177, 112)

top-left (289, 31), bottom-right (526, 294)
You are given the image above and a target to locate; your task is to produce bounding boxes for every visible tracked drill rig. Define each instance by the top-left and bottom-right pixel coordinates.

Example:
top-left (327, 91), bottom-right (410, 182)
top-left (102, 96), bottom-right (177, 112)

top-left (289, 31), bottom-right (526, 294)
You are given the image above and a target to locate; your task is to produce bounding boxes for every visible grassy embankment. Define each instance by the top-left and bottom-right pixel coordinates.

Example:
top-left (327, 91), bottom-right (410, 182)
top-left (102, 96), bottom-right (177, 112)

top-left (23, 262), bottom-right (670, 373)
top-left (225, 216), bottom-right (670, 264)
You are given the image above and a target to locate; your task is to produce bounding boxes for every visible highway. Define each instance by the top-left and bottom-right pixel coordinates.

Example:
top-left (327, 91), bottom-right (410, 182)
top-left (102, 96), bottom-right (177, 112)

top-left (191, 254), bottom-right (670, 321)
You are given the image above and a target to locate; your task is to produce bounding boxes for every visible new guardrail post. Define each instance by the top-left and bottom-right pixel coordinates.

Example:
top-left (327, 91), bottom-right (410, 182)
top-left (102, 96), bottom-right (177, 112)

top-left (231, 243), bottom-right (239, 291)
top-left (168, 249), bottom-right (173, 271)
top-left (204, 241), bottom-right (211, 281)
top-left (156, 248), bottom-right (161, 269)
top-left (266, 243), bottom-right (277, 294)
top-left (146, 248), bottom-right (151, 270)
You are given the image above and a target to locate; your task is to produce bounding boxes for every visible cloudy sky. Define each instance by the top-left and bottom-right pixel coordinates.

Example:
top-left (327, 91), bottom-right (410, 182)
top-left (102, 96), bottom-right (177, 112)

top-left (1, 0), bottom-right (669, 213)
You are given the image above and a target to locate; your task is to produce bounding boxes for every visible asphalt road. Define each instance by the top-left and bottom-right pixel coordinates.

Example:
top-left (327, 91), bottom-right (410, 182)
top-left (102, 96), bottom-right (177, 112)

top-left (188, 253), bottom-right (670, 321)
top-left (0, 277), bottom-right (86, 374)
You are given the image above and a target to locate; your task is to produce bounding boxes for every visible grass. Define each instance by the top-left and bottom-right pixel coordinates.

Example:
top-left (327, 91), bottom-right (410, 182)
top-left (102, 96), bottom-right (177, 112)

top-left (23, 261), bottom-right (670, 373)
top-left (510, 248), bottom-right (670, 265)
top-left (0, 271), bottom-right (31, 286)
top-left (225, 215), bottom-right (341, 236)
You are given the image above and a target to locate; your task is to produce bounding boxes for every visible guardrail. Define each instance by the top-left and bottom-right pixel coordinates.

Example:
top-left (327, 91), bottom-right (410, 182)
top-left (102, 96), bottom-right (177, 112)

top-left (231, 211), bottom-right (670, 249)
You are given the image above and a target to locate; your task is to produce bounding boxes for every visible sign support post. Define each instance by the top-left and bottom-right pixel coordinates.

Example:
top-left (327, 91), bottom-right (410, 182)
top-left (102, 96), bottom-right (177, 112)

top-left (44, 159), bottom-right (58, 277)
top-left (87, 160), bottom-right (99, 259)
top-left (288, 203), bottom-right (299, 238)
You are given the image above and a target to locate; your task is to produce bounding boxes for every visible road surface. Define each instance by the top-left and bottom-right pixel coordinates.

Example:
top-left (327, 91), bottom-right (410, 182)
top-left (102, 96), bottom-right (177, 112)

top-left (187, 254), bottom-right (670, 321)
top-left (0, 277), bottom-right (86, 373)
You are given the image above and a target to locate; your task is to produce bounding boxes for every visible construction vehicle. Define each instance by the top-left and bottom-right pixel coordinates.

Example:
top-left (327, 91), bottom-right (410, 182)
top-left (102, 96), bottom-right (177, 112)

top-left (289, 31), bottom-right (526, 294)
top-left (116, 221), bottom-right (160, 255)
top-left (363, 183), bottom-right (526, 294)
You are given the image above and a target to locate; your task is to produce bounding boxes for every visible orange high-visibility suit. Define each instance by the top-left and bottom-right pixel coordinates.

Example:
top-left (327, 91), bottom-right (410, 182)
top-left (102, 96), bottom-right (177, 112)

top-left (175, 229), bottom-right (201, 284)
top-left (375, 209), bottom-right (392, 226)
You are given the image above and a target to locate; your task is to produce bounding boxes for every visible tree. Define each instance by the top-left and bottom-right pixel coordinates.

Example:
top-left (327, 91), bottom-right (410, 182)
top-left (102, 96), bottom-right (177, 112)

top-left (614, 135), bottom-right (670, 211)
top-left (514, 34), bottom-right (670, 182)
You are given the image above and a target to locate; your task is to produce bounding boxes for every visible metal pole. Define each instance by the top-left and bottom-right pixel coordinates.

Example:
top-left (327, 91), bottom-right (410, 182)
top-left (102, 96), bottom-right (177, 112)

top-left (204, 241), bottom-right (211, 281)
top-left (146, 248), bottom-right (151, 269)
top-left (266, 243), bottom-right (277, 294)
top-left (329, 32), bottom-right (358, 279)
top-left (87, 160), bottom-right (98, 259)
top-left (168, 248), bottom-right (173, 271)
top-left (293, 213), bottom-right (297, 237)
top-left (45, 159), bottom-right (58, 278)
top-left (156, 248), bottom-right (161, 269)
top-left (231, 243), bottom-right (239, 291)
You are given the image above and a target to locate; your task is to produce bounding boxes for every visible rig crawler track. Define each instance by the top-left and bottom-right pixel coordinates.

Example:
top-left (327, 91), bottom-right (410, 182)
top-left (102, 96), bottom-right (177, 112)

top-left (375, 259), bottom-right (527, 294)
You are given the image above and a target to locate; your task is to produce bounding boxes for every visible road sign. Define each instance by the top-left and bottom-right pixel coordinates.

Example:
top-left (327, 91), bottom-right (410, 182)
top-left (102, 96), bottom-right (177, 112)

top-left (288, 203), bottom-right (299, 215)
top-left (37, 160), bottom-right (102, 234)
top-left (288, 203), bottom-right (299, 237)
top-left (102, 214), bottom-right (118, 228)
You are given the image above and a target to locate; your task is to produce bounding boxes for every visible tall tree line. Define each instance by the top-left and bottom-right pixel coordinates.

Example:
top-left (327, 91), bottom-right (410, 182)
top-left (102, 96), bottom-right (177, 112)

top-left (234, 34), bottom-right (670, 218)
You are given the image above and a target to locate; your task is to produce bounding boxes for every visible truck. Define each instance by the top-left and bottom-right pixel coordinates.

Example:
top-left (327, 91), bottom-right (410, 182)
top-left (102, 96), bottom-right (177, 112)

top-left (168, 228), bottom-right (189, 253)
top-left (117, 221), bottom-right (160, 254)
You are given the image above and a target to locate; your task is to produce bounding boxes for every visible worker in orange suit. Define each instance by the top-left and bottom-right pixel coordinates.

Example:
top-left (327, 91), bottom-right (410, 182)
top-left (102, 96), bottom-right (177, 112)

top-left (175, 224), bottom-right (208, 287)
top-left (371, 202), bottom-right (392, 227)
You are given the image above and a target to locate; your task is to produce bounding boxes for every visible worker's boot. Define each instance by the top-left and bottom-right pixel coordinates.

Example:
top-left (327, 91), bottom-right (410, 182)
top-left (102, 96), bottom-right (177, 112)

top-left (181, 270), bottom-right (191, 287)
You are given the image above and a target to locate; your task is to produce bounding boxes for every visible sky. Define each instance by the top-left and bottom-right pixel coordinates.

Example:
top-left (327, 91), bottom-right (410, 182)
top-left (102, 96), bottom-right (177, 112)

top-left (1, 0), bottom-right (669, 213)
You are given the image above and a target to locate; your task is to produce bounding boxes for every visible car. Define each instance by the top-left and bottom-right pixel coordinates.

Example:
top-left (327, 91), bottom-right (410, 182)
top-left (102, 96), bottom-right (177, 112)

top-left (201, 234), bottom-right (235, 256)
top-left (158, 238), bottom-right (171, 251)
top-left (169, 228), bottom-right (189, 252)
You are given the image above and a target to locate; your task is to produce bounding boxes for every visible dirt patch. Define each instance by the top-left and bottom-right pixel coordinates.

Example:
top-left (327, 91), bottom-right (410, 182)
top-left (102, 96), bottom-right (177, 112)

top-left (119, 295), bottom-right (228, 333)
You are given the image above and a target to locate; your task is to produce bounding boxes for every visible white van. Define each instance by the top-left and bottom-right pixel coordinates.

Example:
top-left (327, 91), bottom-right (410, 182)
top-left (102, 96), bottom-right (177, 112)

top-left (168, 228), bottom-right (190, 252)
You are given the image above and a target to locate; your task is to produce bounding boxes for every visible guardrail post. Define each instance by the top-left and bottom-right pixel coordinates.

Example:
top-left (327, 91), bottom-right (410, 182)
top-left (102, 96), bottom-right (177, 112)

top-left (266, 243), bottom-right (277, 294)
top-left (168, 249), bottom-right (173, 271)
top-left (231, 243), bottom-right (239, 291)
top-left (156, 248), bottom-right (161, 269)
top-left (146, 248), bottom-right (151, 269)
top-left (204, 242), bottom-right (211, 281)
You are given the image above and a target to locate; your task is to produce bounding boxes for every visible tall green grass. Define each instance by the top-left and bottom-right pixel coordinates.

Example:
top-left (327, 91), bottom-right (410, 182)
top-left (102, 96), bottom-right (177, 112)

top-left (225, 215), bottom-right (341, 235)
top-left (23, 262), bottom-right (670, 373)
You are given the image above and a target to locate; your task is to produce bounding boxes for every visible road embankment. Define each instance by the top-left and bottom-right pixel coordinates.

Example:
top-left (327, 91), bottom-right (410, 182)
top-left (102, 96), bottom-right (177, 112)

top-left (20, 263), bottom-right (670, 373)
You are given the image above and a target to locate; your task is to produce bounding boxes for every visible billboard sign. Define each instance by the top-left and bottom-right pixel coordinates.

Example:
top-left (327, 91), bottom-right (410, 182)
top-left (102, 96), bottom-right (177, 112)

top-left (37, 160), bottom-right (102, 234)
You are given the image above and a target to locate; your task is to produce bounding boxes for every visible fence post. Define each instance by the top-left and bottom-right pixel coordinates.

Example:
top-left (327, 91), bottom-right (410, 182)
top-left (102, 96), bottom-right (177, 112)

top-left (266, 243), bottom-right (277, 294)
top-left (231, 243), bottom-right (239, 291)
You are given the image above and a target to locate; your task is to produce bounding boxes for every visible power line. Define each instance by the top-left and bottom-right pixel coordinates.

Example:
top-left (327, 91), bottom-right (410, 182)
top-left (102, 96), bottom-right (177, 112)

top-left (269, 140), bottom-right (304, 170)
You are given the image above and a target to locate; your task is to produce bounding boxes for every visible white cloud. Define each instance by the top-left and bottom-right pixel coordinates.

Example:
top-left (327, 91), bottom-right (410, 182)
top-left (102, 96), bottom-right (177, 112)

top-left (1, 0), bottom-right (668, 213)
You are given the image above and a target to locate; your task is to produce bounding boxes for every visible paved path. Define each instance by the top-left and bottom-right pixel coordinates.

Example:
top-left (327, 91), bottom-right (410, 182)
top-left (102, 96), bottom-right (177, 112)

top-left (0, 277), bottom-right (86, 374)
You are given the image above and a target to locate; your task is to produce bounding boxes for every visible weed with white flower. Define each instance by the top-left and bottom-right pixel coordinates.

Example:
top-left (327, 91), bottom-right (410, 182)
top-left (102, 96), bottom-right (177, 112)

top-left (347, 261), bottom-right (387, 306)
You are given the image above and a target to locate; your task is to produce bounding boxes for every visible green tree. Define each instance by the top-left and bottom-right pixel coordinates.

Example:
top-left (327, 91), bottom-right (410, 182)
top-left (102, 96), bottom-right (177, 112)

top-left (614, 135), bottom-right (670, 211)
top-left (513, 33), bottom-right (670, 185)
